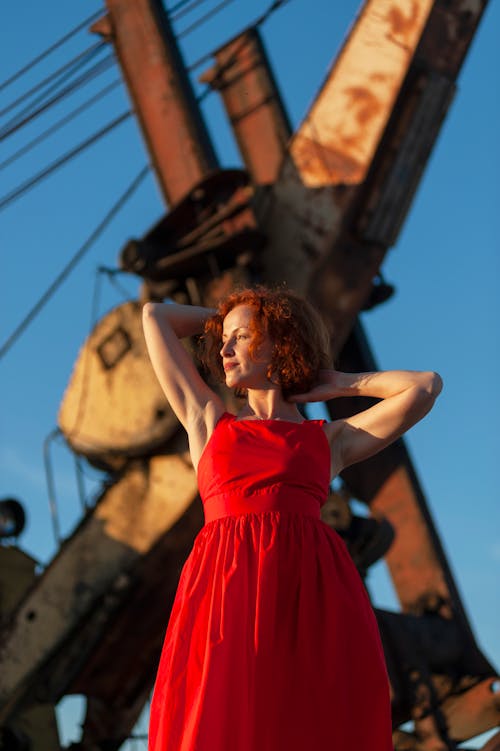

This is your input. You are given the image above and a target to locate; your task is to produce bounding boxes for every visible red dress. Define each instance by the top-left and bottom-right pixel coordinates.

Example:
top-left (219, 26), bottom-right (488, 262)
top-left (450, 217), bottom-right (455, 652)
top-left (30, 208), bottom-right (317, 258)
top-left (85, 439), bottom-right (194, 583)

top-left (148, 413), bottom-right (393, 750)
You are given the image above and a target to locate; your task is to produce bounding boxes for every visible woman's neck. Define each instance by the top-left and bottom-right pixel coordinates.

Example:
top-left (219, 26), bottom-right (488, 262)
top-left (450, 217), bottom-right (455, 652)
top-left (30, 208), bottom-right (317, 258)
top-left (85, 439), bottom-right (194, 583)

top-left (240, 389), bottom-right (304, 422)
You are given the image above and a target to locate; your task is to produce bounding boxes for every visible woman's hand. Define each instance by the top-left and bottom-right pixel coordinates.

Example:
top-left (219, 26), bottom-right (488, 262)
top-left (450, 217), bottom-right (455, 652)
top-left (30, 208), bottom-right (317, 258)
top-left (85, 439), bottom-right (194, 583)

top-left (288, 370), bottom-right (343, 403)
top-left (143, 301), bottom-right (216, 339)
top-left (290, 368), bottom-right (442, 404)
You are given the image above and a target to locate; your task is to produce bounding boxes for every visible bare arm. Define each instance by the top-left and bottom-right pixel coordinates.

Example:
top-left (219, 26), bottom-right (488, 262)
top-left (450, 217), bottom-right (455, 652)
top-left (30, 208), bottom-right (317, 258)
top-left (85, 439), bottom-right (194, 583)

top-left (291, 369), bottom-right (443, 473)
top-left (142, 302), bottom-right (225, 463)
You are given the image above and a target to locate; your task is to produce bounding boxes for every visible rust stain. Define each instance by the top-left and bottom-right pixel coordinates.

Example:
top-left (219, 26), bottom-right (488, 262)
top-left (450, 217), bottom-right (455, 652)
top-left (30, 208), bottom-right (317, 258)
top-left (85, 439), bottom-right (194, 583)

top-left (293, 132), bottom-right (364, 184)
top-left (370, 71), bottom-right (390, 84)
top-left (344, 85), bottom-right (383, 128)
top-left (386, 1), bottom-right (420, 41)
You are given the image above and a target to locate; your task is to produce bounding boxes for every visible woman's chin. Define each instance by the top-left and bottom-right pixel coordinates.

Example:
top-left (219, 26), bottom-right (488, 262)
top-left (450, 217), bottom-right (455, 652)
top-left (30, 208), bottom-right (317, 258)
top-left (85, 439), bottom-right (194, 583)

top-left (225, 373), bottom-right (252, 391)
top-left (225, 373), bottom-right (240, 389)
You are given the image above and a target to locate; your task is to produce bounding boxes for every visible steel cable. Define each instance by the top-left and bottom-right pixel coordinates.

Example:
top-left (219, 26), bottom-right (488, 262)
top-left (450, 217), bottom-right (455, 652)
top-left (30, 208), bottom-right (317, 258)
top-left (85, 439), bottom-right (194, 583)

top-left (0, 165), bottom-right (150, 361)
top-left (168, 0), bottom-right (208, 16)
top-left (0, 109), bottom-right (132, 213)
top-left (178, 0), bottom-right (237, 38)
top-left (0, 9), bottom-right (103, 93)
top-left (170, 0), bottom-right (211, 22)
top-left (0, 53), bottom-right (116, 142)
top-left (0, 79), bottom-right (123, 173)
top-left (0, 41), bottom-right (106, 119)
top-left (189, 0), bottom-right (293, 77)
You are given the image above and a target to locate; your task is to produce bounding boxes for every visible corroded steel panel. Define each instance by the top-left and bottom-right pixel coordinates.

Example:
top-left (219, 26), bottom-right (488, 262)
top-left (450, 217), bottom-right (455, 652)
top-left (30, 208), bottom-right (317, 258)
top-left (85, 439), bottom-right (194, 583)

top-left (0, 454), bottom-right (198, 713)
top-left (58, 301), bottom-right (179, 466)
top-left (291, 0), bottom-right (435, 187)
top-left (96, 0), bottom-right (217, 205)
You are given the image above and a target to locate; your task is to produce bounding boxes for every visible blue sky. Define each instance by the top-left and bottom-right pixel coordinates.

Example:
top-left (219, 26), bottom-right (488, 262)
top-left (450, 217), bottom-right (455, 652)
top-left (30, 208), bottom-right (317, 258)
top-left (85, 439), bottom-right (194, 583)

top-left (1, 1), bottom-right (498, 747)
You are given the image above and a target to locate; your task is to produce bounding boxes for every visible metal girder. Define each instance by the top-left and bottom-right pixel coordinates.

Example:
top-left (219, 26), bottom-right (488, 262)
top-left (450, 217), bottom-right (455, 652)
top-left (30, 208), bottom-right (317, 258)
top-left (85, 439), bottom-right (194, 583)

top-left (336, 324), bottom-right (467, 620)
top-left (199, 27), bottom-right (292, 185)
top-left (94, 0), bottom-right (218, 205)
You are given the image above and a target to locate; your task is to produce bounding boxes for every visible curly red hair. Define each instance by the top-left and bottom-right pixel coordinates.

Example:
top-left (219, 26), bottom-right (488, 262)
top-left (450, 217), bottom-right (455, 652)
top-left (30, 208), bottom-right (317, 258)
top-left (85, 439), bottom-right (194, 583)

top-left (200, 286), bottom-right (331, 398)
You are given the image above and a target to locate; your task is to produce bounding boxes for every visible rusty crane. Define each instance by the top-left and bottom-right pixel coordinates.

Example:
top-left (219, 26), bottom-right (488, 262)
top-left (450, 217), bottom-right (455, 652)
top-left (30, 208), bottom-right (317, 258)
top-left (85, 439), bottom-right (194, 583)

top-left (1, 1), bottom-right (498, 749)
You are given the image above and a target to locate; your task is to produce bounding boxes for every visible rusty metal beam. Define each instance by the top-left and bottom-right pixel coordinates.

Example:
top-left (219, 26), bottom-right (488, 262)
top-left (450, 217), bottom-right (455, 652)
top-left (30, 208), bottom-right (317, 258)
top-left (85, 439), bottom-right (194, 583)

top-left (200, 27), bottom-right (292, 185)
top-left (291, 0), bottom-right (435, 187)
top-left (336, 324), bottom-right (467, 621)
top-left (94, 0), bottom-right (218, 206)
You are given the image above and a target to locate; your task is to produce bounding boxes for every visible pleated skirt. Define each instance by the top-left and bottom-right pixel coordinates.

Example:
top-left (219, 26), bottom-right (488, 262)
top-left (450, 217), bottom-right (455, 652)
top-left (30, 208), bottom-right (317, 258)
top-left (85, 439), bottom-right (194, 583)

top-left (148, 509), bottom-right (394, 750)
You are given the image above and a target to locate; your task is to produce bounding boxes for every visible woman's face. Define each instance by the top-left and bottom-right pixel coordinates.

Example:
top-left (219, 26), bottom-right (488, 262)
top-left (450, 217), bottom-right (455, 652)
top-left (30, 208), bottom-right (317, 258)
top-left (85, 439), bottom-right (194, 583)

top-left (220, 304), bottom-right (274, 390)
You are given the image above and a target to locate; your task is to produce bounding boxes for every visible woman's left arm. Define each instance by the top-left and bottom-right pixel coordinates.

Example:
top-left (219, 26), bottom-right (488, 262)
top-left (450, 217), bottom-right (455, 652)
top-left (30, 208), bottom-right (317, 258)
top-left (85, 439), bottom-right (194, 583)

top-left (291, 369), bottom-right (443, 471)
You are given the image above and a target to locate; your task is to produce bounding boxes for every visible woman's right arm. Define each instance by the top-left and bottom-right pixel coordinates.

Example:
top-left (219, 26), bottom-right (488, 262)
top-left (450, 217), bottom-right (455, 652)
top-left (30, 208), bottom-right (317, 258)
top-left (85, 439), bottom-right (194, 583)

top-left (142, 302), bottom-right (225, 435)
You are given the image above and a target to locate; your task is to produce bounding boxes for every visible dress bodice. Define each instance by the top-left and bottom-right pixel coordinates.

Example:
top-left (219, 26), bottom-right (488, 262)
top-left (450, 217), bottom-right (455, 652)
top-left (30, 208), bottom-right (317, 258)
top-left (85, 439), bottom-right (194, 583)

top-left (197, 412), bottom-right (331, 522)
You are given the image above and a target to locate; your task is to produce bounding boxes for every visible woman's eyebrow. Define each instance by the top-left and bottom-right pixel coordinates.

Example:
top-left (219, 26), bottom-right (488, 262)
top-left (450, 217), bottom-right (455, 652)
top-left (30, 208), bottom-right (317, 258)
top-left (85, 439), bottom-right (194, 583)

top-left (221, 325), bottom-right (249, 339)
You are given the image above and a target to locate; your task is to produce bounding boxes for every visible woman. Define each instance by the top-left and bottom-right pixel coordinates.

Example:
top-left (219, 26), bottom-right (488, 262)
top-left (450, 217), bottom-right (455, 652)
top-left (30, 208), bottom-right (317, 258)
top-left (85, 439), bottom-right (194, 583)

top-left (142, 286), bottom-right (442, 751)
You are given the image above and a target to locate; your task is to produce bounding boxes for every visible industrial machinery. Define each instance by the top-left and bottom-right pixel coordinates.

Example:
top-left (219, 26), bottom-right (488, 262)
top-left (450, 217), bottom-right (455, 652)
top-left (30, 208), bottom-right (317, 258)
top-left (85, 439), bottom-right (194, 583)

top-left (1, 1), bottom-right (498, 749)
